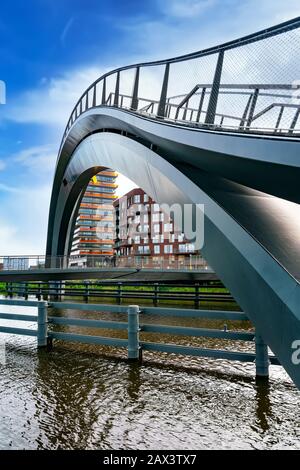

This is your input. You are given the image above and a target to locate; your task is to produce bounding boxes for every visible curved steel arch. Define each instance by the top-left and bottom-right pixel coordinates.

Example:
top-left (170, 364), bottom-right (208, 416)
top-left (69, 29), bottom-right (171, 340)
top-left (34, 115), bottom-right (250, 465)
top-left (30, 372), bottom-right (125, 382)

top-left (47, 123), bottom-right (300, 388)
top-left (47, 19), bottom-right (300, 388)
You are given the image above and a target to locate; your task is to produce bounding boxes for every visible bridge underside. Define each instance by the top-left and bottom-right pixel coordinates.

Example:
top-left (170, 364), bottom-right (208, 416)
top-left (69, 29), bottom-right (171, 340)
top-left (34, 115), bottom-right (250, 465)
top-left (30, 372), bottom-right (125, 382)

top-left (0, 268), bottom-right (217, 283)
top-left (47, 107), bottom-right (300, 388)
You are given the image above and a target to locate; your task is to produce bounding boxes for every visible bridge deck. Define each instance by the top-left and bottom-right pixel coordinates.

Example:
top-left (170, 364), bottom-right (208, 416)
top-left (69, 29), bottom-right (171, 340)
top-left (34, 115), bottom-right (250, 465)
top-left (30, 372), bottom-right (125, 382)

top-left (0, 268), bottom-right (217, 282)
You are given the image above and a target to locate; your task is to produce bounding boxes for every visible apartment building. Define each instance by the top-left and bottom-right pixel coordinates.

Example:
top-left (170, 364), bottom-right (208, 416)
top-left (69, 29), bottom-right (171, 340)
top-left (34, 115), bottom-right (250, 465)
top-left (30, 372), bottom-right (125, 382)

top-left (113, 188), bottom-right (197, 263)
top-left (70, 170), bottom-right (118, 266)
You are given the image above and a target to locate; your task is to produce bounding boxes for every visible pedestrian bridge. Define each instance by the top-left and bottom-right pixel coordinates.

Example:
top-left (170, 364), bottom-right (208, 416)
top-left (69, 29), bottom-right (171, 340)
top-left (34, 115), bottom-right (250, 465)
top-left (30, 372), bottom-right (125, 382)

top-left (28, 17), bottom-right (300, 388)
top-left (0, 255), bottom-right (215, 282)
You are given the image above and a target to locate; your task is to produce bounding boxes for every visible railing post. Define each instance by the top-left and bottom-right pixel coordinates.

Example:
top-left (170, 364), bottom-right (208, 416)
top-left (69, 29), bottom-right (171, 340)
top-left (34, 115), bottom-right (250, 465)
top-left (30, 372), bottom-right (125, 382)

top-left (255, 334), bottom-right (270, 378)
top-left (92, 85), bottom-right (97, 107)
top-left (194, 282), bottom-right (200, 309)
top-left (275, 105), bottom-right (284, 132)
top-left (127, 305), bottom-right (140, 362)
top-left (288, 108), bottom-right (300, 134)
top-left (84, 281), bottom-right (89, 302)
top-left (239, 93), bottom-right (253, 129)
top-left (37, 301), bottom-right (48, 348)
top-left (246, 88), bottom-right (259, 128)
top-left (114, 71), bottom-right (120, 107)
top-left (131, 67), bottom-right (140, 110)
top-left (157, 63), bottom-right (170, 118)
top-left (9, 282), bottom-right (13, 299)
top-left (205, 50), bottom-right (224, 125)
top-left (154, 282), bottom-right (159, 306)
top-left (196, 87), bottom-right (206, 123)
top-left (117, 282), bottom-right (122, 305)
top-left (24, 282), bottom-right (28, 300)
top-left (101, 78), bottom-right (106, 105)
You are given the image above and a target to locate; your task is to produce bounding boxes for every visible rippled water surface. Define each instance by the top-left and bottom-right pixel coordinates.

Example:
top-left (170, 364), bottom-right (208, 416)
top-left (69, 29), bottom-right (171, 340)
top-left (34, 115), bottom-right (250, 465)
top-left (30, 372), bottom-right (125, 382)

top-left (0, 299), bottom-right (299, 450)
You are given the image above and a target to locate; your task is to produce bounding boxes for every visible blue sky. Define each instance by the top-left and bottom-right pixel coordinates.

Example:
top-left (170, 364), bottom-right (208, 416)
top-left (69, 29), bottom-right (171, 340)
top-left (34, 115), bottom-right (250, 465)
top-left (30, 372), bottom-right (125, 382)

top-left (0, 0), bottom-right (299, 254)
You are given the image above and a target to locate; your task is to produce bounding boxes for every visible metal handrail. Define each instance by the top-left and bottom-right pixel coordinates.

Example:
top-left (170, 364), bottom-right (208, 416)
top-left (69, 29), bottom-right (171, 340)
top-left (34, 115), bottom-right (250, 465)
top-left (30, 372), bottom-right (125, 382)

top-left (59, 16), bottom-right (300, 148)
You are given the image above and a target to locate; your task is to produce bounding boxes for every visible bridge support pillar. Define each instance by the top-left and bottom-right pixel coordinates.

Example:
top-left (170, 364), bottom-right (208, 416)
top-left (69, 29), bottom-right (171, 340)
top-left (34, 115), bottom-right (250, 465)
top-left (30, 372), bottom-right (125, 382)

top-left (127, 305), bottom-right (141, 362)
top-left (255, 334), bottom-right (270, 378)
top-left (37, 301), bottom-right (48, 348)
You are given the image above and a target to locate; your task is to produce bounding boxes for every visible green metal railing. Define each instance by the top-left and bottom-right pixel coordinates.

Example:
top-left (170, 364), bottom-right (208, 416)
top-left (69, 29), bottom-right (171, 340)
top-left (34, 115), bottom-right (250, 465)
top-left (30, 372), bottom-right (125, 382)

top-left (0, 298), bottom-right (280, 379)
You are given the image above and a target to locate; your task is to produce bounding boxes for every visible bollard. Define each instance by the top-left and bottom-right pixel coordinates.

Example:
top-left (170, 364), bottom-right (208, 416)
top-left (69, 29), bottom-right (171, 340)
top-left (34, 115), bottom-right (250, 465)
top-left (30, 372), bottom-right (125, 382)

top-left (117, 282), bottom-right (122, 305)
top-left (37, 301), bottom-right (48, 348)
top-left (83, 281), bottom-right (89, 302)
top-left (127, 305), bottom-right (140, 361)
top-left (255, 334), bottom-right (270, 378)
top-left (153, 283), bottom-right (159, 306)
top-left (194, 282), bottom-right (200, 309)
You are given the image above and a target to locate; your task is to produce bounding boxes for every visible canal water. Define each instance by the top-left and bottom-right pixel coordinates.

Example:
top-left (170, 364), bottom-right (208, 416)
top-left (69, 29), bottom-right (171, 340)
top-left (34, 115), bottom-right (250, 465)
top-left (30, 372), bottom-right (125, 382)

top-left (0, 298), bottom-right (299, 450)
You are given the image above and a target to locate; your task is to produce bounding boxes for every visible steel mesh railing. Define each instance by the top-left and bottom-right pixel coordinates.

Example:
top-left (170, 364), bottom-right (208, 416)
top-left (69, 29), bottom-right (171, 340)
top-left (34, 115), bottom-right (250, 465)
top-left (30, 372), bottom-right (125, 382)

top-left (62, 17), bottom-right (300, 142)
top-left (0, 255), bottom-right (212, 272)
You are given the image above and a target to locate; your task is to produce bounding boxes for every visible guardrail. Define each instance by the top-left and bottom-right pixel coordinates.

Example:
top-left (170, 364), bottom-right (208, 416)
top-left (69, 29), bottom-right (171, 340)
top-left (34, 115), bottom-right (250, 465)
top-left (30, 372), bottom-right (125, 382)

top-left (0, 298), bottom-right (280, 379)
top-left (2, 279), bottom-right (234, 307)
top-left (61, 17), bottom-right (300, 138)
top-left (0, 255), bottom-right (211, 271)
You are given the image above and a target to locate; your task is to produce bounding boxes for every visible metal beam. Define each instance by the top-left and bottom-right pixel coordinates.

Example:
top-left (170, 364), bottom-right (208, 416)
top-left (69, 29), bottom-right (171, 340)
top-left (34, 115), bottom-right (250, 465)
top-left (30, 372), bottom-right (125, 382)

top-left (196, 87), bottom-right (206, 122)
top-left (157, 63), bottom-right (170, 118)
top-left (131, 67), bottom-right (140, 111)
top-left (205, 51), bottom-right (224, 125)
top-left (114, 71), bottom-right (120, 107)
top-left (175, 84), bottom-right (200, 120)
top-left (246, 88), bottom-right (259, 127)
top-left (101, 78), bottom-right (106, 105)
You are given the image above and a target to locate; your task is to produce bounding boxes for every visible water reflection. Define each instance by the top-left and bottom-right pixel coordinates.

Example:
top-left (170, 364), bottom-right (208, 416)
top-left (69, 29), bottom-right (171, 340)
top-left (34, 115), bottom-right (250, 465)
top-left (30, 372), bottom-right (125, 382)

top-left (255, 378), bottom-right (272, 432)
top-left (0, 300), bottom-right (299, 449)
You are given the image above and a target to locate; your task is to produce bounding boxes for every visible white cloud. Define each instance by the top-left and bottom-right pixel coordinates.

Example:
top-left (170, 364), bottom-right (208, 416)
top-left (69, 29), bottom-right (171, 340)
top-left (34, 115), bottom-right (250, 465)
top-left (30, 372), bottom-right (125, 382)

top-left (5, 66), bottom-right (106, 129)
top-left (61, 16), bottom-right (75, 46)
top-left (159, 0), bottom-right (216, 18)
top-left (0, 183), bottom-right (52, 255)
top-left (12, 145), bottom-right (56, 175)
top-left (0, 160), bottom-right (5, 171)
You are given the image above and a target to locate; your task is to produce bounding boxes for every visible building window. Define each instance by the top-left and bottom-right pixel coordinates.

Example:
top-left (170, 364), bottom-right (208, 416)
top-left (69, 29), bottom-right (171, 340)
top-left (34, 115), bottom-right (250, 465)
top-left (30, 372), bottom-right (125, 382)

top-left (134, 236), bottom-right (140, 244)
top-left (154, 245), bottom-right (160, 254)
top-left (154, 224), bottom-right (160, 233)
top-left (178, 233), bottom-right (184, 242)
top-left (152, 235), bottom-right (159, 243)
top-left (144, 194), bottom-right (149, 202)
top-left (143, 214), bottom-right (149, 223)
top-left (153, 203), bottom-right (160, 212)
top-left (160, 213), bottom-right (164, 222)
top-left (164, 245), bottom-right (173, 254)
top-left (141, 224), bottom-right (149, 232)
top-left (179, 244), bottom-right (186, 253)
top-left (160, 234), bottom-right (164, 243)
top-left (133, 195), bottom-right (141, 203)
top-left (164, 223), bottom-right (173, 232)
top-left (152, 213), bottom-right (159, 222)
